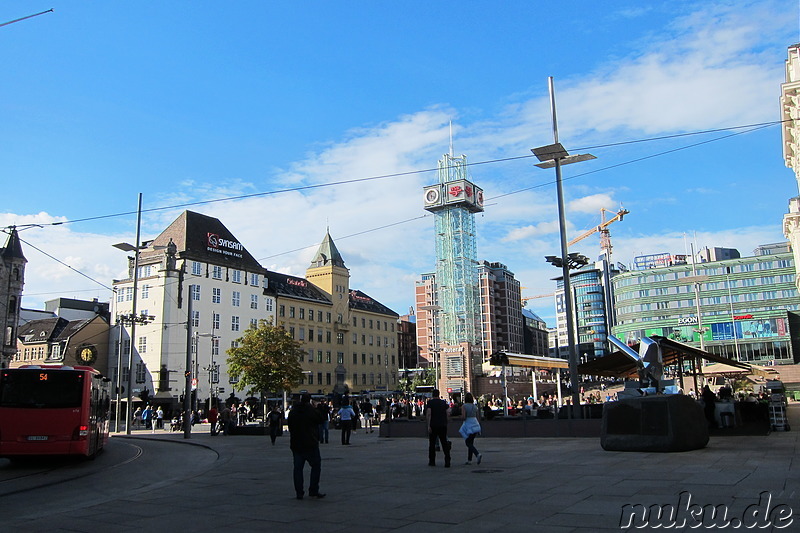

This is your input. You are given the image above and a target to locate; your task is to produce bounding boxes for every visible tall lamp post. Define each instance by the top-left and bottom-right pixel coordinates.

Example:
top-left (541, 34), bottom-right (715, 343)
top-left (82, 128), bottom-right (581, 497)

top-left (532, 77), bottom-right (596, 418)
top-left (113, 193), bottom-right (143, 436)
top-left (113, 311), bottom-right (155, 432)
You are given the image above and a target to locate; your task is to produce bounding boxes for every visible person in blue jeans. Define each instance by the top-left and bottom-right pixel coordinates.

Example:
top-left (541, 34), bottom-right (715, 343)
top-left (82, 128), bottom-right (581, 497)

top-left (288, 394), bottom-right (325, 500)
top-left (317, 399), bottom-right (331, 444)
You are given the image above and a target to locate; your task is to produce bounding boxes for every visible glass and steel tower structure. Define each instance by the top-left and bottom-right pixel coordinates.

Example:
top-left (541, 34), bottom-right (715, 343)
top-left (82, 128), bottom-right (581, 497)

top-left (423, 153), bottom-right (484, 393)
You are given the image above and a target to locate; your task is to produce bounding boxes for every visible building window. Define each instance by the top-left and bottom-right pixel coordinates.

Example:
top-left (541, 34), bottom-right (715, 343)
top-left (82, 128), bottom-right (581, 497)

top-left (353, 333), bottom-right (358, 344)
top-left (309, 328), bottom-right (314, 341)
top-left (326, 312), bottom-right (331, 323)
top-left (192, 261), bottom-right (202, 275)
top-left (317, 372), bottom-right (323, 385)
top-left (232, 316), bottom-right (240, 331)
top-left (309, 309), bottom-right (315, 321)
top-left (213, 287), bottom-right (221, 304)
top-left (299, 308), bottom-right (305, 320)
top-left (325, 351), bottom-right (331, 363)
top-left (290, 307), bottom-right (296, 318)
top-left (250, 273), bottom-right (259, 286)
top-left (289, 327), bottom-right (295, 339)
top-left (250, 294), bottom-right (258, 310)
top-left (192, 310), bottom-right (200, 328)
top-left (232, 291), bottom-right (241, 307)
top-left (117, 290), bottom-right (124, 303)
top-left (212, 265), bottom-right (222, 279)
top-left (337, 352), bottom-right (344, 364)
top-left (135, 362), bottom-right (146, 383)
top-left (362, 353), bottom-right (366, 365)
top-left (337, 332), bottom-right (344, 345)
top-left (279, 305), bottom-right (285, 317)
top-left (353, 352), bottom-right (358, 364)
top-left (212, 337), bottom-right (219, 356)
top-left (317, 351), bottom-right (323, 363)
top-left (265, 298), bottom-right (274, 312)
top-left (250, 318), bottom-right (258, 328)
top-left (126, 287), bottom-right (134, 301)
top-left (308, 373), bottom-right (313, 385)
top-left (141, 284), bottom-right (150, 299)
top-left (212, 312), bottom-right (220, 331)
top-left (232, 270), bottom-right (242, 283)
top-left (326, 331), bottom-right (332, 343)
top-left (191, 285), bottom-right (201, 301)
top-left (326, 373), bottom-right (331, 385)
top-left (317, 311), bottom-right (323, 322)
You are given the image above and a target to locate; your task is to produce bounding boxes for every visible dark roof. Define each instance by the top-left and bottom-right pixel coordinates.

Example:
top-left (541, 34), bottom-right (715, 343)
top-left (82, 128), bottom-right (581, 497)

top-left (18, 317), bottom-right (68, 343)
top-left (264, 271), bottom-right (332, 304)
top-left (578, 335), bottom-right (752, 378)
top-left (145, 210), bottom-right (266, 273)
top-left (349, 290), bottom-right (399, 318)
top-left (53, 318), bottom-right (94, 342)
top-left (1, 227), bottom-right (27, 263)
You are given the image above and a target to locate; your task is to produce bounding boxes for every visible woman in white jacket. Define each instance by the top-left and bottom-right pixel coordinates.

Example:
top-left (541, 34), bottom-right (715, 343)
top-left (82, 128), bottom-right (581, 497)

top-left (459, 392), bottom-right (482, 465)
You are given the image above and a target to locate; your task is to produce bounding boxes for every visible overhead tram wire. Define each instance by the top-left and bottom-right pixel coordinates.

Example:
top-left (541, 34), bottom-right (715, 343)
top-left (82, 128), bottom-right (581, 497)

top-left (8, 119), bottom-right (787, 233)
top-left (16, 235), bottom-right (115, 293)
top-left (5, 119), bottom-right (786, 286)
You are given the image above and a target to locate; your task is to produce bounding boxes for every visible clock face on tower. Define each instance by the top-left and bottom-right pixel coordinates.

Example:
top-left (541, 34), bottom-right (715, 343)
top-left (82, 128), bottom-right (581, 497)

top-left (78, 345), bottom-right (97, 365)
top-left (424, 187), bottom-right (440, 205)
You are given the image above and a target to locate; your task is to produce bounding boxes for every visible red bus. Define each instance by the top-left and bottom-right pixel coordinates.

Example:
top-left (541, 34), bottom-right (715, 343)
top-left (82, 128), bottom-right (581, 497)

top-left (0, 365), bottom-right (111, 458)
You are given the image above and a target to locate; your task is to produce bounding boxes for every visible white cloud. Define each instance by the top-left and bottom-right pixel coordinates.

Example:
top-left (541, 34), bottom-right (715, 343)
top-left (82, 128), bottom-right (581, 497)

top-left (6, 1), bottom-right (796, 327)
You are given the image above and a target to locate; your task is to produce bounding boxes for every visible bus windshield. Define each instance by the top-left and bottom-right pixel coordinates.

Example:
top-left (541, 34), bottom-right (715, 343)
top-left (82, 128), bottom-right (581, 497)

top-left (0, 369), bottom-right (84, 409)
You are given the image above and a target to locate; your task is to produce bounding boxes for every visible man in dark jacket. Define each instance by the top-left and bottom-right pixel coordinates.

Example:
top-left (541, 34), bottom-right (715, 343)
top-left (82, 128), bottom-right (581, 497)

top-left (425, 389), bottom-right (451, 467)
top-left (287, 394), bottom-right (325, 499)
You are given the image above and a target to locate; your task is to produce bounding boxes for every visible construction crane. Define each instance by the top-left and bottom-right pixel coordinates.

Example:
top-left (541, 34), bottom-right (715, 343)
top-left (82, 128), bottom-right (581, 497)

top-left (521, 293), bottom-right (554, 305)
top-left (568, 207), bottom-right (630, 262)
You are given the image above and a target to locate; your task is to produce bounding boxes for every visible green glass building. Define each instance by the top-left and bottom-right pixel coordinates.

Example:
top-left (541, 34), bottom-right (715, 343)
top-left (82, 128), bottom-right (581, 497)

top-left (611, 248), bottom-right (800, 365)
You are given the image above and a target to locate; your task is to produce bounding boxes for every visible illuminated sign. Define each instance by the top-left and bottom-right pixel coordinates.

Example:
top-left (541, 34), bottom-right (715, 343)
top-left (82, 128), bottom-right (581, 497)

top-left (287, 278), bottom-right (307, 287)
top-left (677, 316), bottom-right (698, 325)
top-left (206, 233), bottom-right (244, 258)
top-left (351, 294), bottom-right (373, 303)
top-left (734, 314), bottom-right (753, 320)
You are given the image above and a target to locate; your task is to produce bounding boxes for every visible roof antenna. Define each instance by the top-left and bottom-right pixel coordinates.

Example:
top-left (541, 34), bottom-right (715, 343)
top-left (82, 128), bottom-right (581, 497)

top-left (449, 120), bottom-right (454, 157)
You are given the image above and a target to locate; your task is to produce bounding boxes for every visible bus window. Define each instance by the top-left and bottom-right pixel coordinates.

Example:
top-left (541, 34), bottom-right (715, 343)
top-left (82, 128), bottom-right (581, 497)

top-left (0, 369), bottom-right (84, 408)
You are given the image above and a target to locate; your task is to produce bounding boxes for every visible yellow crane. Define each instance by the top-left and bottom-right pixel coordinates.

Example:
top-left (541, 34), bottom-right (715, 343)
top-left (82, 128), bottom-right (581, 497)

top-left (568, 207), bottom-right (630, 262)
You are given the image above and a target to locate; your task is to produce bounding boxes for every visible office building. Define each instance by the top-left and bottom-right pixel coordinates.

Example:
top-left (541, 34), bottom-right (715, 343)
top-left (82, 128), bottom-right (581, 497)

top-left (611, 247), bottom-right (800, 364)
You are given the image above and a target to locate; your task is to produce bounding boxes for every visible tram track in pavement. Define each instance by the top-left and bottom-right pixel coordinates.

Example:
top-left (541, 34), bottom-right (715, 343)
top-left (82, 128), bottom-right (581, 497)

top-left (0, 439), bottom-right (144, 497)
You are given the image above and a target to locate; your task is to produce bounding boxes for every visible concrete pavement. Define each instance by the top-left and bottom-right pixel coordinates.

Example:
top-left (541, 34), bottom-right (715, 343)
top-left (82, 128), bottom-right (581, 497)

top-left (91, 405), bottom-right (800, 532)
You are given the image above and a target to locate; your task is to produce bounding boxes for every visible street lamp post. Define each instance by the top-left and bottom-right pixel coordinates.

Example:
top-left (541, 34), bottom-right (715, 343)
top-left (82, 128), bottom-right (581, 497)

top-left (113, 193), bottom-right (143, 436)
top-left (532, 77), bottom-right (596, 418)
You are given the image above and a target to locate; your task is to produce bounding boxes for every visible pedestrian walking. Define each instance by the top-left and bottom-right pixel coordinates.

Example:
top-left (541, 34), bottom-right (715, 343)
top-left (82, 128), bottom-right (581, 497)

top-left (458, 392), bottom-right (482, 465)
top-left (425, 389), bottom-right (451, 467)
top-left (287, 393), bottom-right (325, 500)
top-left (208, 404), bottom-right (219, 436)
top-left (317, 399), bottom-right (331, 444)
top-left (141, 405), bottom-right (153, 430)
top-left (337, 398), bottom-right (357, 445)
top-left (268, 405), bottom-right (283, 445)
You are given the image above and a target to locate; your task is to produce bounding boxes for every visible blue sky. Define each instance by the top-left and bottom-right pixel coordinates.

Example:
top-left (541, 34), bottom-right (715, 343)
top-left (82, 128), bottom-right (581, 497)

top-left (2, 1), bottom-right (798, 326)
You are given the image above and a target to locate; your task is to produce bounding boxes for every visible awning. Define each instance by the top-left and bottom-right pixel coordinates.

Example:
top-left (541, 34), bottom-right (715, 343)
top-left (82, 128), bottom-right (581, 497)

top-left (578, 335), bottom-right (752, 378)
top-left (502, 352), bottom-right (569, 369)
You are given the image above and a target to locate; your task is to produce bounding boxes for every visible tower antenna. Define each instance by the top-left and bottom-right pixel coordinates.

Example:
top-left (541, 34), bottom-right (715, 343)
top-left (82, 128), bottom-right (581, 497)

top-left (449, 120), bottom-right (454, 157)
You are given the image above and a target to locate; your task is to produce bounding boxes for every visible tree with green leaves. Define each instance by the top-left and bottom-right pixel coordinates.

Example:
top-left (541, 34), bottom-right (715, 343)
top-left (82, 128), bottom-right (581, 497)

top-left (226, 319), bottom-right (304, 397)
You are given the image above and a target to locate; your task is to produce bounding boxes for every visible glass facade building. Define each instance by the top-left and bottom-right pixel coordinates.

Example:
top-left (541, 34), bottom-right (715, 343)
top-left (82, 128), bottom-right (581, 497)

top-left (611, 251), bottom-right (800, 365)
